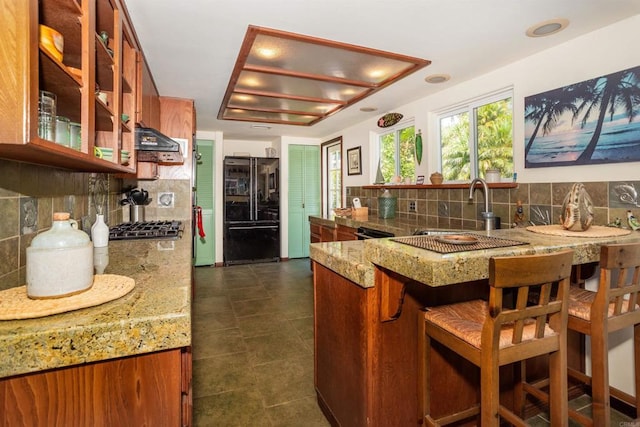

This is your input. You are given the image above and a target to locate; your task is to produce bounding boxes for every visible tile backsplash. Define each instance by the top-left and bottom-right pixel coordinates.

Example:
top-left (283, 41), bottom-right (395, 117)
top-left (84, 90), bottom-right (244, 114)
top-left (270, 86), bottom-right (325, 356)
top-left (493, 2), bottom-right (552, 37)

top-left (347, 180), bottom-right (640, 231)
top-left (122, 178), bottom-right (191, 221)
top-left (0, 159), bottom-right (123, 290)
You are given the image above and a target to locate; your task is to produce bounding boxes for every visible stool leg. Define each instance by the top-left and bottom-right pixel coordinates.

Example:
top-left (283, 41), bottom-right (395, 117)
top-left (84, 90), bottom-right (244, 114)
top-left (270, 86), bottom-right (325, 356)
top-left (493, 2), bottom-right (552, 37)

top-left (549, 345), bottom-right (569, 426)
top-left (590, 324), bottom-right (611, 426)
top-left (635, 324), bottom-right (640, 419)
top-left (513, 361), bottom-right (524, 419)
top-left (481, 350), bottom-right (500, 427)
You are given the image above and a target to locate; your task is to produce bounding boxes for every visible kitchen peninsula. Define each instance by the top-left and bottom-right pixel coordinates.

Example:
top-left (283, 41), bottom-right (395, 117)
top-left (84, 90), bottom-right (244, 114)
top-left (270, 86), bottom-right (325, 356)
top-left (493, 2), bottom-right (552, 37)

top-left (310, 227), bottom-right (640, 426)
top-left (0, 231), bottom-right (192, 426)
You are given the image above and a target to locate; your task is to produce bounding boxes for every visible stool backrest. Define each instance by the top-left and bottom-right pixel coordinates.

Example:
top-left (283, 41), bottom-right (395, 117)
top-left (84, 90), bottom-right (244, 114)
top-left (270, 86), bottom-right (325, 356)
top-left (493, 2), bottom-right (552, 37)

top-left (488, 250), bottom-right (574, 346)
top-left (595, 243), bottom-right (640, 323)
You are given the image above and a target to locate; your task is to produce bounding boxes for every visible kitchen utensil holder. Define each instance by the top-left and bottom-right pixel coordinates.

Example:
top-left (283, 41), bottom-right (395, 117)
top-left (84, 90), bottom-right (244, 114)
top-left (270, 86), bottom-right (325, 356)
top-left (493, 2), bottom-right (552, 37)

top-left (130, 205), bottom-right (145, 223)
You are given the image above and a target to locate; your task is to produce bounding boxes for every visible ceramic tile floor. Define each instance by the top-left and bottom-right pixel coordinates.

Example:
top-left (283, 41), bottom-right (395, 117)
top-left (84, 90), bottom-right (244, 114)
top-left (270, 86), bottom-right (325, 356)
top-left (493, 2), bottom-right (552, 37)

top-left (192, 259), bottom-right (634, 426)
top-left (192, 259), bottom-right (330, 426)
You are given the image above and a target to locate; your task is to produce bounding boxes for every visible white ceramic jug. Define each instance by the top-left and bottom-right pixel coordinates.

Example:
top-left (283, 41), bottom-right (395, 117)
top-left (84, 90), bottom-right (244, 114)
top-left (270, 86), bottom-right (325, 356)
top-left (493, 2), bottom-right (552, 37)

top-left (26, 212), bottom-right (93, 298)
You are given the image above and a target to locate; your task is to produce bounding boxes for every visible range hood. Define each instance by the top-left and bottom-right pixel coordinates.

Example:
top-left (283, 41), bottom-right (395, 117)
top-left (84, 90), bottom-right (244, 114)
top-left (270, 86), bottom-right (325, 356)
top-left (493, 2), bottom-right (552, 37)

top-left (135, 127), bottom-right (184, 164)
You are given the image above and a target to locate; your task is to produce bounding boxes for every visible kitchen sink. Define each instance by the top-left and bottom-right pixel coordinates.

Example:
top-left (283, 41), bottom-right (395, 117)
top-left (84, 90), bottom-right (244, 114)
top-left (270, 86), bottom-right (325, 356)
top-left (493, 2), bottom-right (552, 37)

top-left (412, 229), bottom-right (457, 236)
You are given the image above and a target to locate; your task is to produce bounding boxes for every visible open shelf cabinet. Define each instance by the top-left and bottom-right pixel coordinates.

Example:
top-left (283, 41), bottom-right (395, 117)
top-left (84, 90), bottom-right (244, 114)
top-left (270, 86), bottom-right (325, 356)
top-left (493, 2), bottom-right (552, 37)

top-left (0, 0), bottom-right (139, 172)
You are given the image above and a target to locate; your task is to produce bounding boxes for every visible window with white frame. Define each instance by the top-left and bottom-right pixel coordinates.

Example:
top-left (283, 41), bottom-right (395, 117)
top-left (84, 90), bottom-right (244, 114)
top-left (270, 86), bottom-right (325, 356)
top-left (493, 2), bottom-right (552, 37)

top-left (438, 90), bottom-right (513, 182)
top-left (322, 137), bottom-right (342, 216)
top-left (378, 124), bottom-right (415, 183)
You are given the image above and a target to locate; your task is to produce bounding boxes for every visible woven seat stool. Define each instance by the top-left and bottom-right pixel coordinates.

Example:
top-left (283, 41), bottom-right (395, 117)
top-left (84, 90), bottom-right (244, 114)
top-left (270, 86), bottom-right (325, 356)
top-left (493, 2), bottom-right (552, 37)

top-left (418, 250), bottom-right (574, 426)
top-left (566, 243), bottom-right (640, 426)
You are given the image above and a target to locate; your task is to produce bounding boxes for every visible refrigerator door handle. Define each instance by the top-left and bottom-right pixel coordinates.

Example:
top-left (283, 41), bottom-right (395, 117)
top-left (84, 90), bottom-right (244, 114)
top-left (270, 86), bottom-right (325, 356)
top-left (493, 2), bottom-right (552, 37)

top-left (254, 159), bottom-right (258, 220)
top-left (228, 225), bottom-right (279, 230)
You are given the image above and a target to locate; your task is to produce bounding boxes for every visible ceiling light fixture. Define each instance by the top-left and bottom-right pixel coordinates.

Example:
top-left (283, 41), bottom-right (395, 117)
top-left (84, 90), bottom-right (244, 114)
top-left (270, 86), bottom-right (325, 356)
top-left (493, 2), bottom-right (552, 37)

top-left (251, 124), bottom-right (272, 130)
top-left (526, 18), bottom-right (569, 37)
top-left (256, 47), bottom-right (279, 59)
top-left (424, 74), bottom-right (450, 84)
top-left (218, 25), bottom-right (431, 127)
top-left (360, 107), bottom-right (378, 113)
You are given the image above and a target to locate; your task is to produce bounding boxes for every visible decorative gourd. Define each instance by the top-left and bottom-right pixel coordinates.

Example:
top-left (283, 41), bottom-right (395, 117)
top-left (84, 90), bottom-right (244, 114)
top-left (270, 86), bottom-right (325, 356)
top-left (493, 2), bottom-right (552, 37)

top-left (560, 183), bottom-right (594, 231)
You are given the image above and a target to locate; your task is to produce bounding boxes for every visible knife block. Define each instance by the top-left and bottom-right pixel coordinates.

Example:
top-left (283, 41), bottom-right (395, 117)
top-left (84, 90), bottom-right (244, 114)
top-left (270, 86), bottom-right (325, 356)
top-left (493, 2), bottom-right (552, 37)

top-left (352, 207), bottom-right (369, 220)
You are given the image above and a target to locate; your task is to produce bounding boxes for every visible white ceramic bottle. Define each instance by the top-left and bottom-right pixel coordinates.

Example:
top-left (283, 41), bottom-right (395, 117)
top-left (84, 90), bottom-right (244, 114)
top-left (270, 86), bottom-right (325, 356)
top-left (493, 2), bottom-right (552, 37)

top-left (26, 212), bottom-right (94, 298)
top-left (91, 214), bottom-right (109, 248)
top-left (93, 246), bottom-right (109, 274)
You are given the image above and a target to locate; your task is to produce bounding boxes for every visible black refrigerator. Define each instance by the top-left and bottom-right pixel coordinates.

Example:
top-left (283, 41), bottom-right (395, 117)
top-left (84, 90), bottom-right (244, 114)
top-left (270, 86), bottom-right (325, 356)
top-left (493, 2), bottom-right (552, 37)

top-left (223, 156), bottom-right (280, 265)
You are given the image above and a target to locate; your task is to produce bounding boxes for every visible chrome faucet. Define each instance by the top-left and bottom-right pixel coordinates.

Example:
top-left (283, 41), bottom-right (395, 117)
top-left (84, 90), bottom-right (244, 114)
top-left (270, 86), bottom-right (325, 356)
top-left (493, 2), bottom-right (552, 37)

top-left (468, 178), bottom-right (497, 231)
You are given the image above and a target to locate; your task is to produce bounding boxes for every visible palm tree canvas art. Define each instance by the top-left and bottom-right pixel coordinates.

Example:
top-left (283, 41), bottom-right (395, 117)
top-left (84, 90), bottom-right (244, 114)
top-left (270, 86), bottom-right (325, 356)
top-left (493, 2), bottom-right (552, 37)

top-left (524, 65), bottom-right (640, 167)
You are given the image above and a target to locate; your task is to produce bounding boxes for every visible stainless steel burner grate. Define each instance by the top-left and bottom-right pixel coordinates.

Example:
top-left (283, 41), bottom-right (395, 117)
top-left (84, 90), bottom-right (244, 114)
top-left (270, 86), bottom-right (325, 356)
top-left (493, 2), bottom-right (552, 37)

top-left (109, 220), bottom-right (183, 240)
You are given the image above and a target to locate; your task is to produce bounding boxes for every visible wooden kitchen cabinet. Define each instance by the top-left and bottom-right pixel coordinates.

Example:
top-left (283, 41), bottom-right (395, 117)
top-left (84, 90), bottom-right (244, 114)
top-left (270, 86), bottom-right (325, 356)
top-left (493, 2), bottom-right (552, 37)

top-left (310, 222), bottom-right (321, 243)
top-left (309, 220), bottom-right (356, 244)
top-left (320, 224), bottom-right (336, 242)
top-left (313, 263), bottom-right (490, 426)
top-left (129, 96), bottom-right (194, 180)
top-left (314, 263), bottom-right (373, 426)
top-left (309, 219), bottom-right (337, 243)
top-left (0, 348), bottom-right (192, 426)
top-left (336, 224), bottom-right (357, 241)
top-left (0, 0), bottom-right (139, 173)
top-left (137, 54), bottom-right (161, 129)
top-left (135, 160), bottom-right (160, 180)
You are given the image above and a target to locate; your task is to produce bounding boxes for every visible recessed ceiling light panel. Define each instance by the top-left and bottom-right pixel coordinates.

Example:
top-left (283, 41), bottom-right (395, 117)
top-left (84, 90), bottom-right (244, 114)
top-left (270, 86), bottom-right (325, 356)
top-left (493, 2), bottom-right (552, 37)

top-left (218, 25), bottom-right (431, 126)
top-left (526, 18), bottom-right (569, 37)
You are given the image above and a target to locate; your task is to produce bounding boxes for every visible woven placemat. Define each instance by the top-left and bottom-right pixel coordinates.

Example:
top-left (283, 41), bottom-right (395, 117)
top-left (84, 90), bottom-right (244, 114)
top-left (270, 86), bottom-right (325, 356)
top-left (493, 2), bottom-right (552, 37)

top-left (0, 274), bottom-right (135, 320)
top-left (392, 234), bottom-right (528, 254)
top-left (526, 224), bottom-right (632, 238)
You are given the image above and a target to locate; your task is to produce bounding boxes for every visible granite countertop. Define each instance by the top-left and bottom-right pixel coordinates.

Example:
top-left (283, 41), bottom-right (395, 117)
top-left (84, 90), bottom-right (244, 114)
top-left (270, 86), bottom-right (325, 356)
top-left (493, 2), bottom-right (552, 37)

top-left (309, 214), bottom-right (429, 236)
top-left (0, 230), bottom-right (192, 379)
top-left (310, 240), bottom-right (375, 287)
top-left (310, 227), bottom-right (640, 289)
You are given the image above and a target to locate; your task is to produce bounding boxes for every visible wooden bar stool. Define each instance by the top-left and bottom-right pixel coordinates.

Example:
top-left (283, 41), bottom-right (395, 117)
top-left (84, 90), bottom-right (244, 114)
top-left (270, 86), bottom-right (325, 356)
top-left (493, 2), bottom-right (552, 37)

top-left (418, 250), bottom-right (574, 426)
top-left (567, 242), bottom-right (640, 426)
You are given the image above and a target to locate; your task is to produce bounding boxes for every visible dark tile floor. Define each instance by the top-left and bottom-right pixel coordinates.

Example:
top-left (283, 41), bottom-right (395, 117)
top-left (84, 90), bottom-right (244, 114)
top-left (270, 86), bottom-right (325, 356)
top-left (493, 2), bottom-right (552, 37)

top-left (192, 259), bottom-right (633, 426)
top-left (192, 259), bottom-right (330, 426)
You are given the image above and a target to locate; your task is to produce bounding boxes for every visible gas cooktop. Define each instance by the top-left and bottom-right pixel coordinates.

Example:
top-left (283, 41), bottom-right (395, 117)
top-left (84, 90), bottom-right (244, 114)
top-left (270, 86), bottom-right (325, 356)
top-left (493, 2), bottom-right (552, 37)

top-left (109, 220), bottom-right (183, 240)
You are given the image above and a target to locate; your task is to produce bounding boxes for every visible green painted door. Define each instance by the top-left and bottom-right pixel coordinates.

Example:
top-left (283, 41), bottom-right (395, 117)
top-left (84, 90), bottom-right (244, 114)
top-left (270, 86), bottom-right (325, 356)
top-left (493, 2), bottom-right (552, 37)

top-left (288, 145), bottom-right (320, 258)
top-left (195, 140), bottom-right (215, 266)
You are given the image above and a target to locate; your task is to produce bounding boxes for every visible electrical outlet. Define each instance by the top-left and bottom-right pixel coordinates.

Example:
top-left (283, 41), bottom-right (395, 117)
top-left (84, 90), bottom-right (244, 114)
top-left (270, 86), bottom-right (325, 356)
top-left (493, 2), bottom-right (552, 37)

top-left (408, 200), bottom-right (417, 212)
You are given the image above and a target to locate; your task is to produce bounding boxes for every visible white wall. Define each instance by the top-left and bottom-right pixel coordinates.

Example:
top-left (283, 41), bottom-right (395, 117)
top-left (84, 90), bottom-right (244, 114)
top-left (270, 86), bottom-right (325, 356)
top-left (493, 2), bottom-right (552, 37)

top-left (324, 14), bottom-right (640, 189)
top-left (221, 139), bottom-right (274, 158)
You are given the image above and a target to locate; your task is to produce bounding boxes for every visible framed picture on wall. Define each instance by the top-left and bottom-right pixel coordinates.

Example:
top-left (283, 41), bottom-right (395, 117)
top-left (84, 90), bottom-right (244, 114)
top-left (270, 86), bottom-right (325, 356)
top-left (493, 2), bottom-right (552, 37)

top-left (524, 64), bottom-right (640, 167)
top-left (347, 146), bottom-right (362, 175)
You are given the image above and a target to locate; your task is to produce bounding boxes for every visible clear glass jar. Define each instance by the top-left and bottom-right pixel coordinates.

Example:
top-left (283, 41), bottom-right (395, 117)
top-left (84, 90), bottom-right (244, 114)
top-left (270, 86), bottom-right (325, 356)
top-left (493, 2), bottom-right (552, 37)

top-left (69, 121), bottom-right (81, 150)
top-left (55, 116), bottom-right (70, 146)
top-left (38, 90), bottom-right (56, 141)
